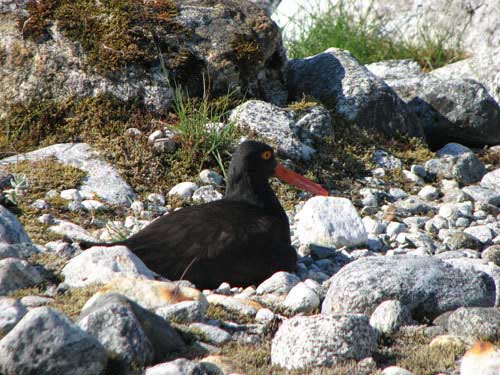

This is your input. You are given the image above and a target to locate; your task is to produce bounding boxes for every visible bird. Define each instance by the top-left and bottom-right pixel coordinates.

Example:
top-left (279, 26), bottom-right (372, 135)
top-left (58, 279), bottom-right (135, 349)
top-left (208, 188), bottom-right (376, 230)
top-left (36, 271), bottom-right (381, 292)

top-left (80, 140), bottom-right (328, 289)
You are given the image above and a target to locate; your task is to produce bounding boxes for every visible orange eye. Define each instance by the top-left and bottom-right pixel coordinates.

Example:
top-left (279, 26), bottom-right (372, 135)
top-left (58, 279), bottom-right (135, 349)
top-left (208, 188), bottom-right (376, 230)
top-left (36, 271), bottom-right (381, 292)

top-left (261, 150), bottom-right (272, 160)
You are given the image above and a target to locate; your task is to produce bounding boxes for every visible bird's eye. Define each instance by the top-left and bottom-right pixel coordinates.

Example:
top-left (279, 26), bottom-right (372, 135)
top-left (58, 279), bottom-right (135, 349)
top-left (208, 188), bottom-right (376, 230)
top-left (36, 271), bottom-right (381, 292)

top-left (261, 150), bottom-right (272, 160)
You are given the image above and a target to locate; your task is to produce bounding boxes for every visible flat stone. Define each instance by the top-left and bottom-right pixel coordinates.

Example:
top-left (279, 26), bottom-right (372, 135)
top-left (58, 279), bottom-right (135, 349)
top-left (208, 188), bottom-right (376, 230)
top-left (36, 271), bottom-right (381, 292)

top-left (62, 246), bottom-right (156, 287)
top-left (48, 220), bottom-right (97, 242)
top-left (0, 143), bottom-right (136, 205)
top-left (271, 314), bottom-right (378, 370)
top-left (463, 186), bottom-right (500, 207)
top-left (464, 225), bottom-right (494, 245)
top-left (206, 294), bottom-right (262, 317)
top-left (482, 169), bottom-right (500, 193)
top-left (189, 323), bottom-right (232, 346)
top-left (0, 307), bottom-right (107, 375)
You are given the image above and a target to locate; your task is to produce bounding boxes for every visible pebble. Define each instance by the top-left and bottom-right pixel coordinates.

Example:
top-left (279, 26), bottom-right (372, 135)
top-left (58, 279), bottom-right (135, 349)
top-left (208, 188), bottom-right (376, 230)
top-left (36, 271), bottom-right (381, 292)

top-left (167, 182), bottom-right (198, 199)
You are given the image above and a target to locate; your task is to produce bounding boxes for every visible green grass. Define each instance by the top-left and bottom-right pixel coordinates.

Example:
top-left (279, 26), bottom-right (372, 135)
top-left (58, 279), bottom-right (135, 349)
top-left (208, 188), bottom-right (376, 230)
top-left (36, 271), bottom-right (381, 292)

top-left (172, 85), bottom-right (238, 174)
top-left (285, 0), bottom-right (466, 71)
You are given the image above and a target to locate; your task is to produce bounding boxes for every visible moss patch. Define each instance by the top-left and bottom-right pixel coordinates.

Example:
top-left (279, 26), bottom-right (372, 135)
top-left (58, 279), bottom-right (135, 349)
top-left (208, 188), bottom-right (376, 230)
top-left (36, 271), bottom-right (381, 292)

top-left (205, 304), bottom-right (254, 325)
top-left (19, 0), bottom-right (184, 75)
top-left (375, 328), bottom-right (465, 375)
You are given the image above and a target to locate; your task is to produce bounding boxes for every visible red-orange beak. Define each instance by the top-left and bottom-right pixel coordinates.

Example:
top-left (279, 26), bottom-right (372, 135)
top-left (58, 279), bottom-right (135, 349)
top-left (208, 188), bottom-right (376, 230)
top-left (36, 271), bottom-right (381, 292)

top-left (275, 163), bottom-right (329, 196)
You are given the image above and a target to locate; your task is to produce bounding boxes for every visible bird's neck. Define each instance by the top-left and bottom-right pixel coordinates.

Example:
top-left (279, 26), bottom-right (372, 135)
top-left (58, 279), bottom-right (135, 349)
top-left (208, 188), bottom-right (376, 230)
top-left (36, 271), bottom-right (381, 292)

top-left (224, 172), bottom-right (283, 212)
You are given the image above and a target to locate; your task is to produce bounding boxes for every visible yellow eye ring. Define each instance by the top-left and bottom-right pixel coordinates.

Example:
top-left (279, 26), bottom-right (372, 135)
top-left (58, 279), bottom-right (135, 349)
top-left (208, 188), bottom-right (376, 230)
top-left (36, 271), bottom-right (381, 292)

top-left (261, 150), bottom-right (272, 160)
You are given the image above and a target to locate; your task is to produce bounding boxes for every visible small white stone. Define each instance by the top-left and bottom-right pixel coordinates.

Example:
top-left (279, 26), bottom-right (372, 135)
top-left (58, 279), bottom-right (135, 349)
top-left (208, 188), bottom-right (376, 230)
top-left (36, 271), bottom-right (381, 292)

top-left (147, 193), bottom-right (165, 206)
top-left (168, 182), bottom-right (198, 199)
top-left (370, 300), bottom-right (412, 336)
top-left (256, 272), bottom-right (300, 295)
top-left (124, 127), bottom-right (143, 137)
top-left (31, 199), bottom-right (49, 210)
top-left (372, 168), bottom-right (386, 177)
top-left (403, 170), bottom-right (424, 185)
top-left (67, 201), bottom-right (84, 211)
top-left (45, 190), bottom-right (58, 199)
top-left (255, 308), bottom-right (275, 324)
top-left (130, 200), bottom-right (145, 214)
top-left (381, 366), bottom-right (415, 375)
top-left (192, 185), bottom-right (223, 203)
top-left (215, 282), bottom-right (231, 295)
top-left (389, 188), bottom-right (408, 200)
top-left (386, 222), bottom-right (407, 237)
top-left (81, 200), bottom-right (106, 212)
top-left (199, 169), bottom-right (224, 186)
top-left (147, 130), bottom-right (164, 144)
top-left (282, 282), bottom-right (320, 314)
top-left (418, 185), bottom-right (439, 201)
top-left (60, 189), bottom-right (82, 201)
top-left (362, 217), bottom-right (386, 235)
top-left (37, 214), bottom-right (55, 225)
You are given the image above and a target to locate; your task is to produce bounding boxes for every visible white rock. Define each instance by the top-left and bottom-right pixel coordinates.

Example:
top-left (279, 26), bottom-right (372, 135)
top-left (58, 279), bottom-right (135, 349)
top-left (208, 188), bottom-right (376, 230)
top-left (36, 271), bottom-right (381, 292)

top-left (31, 199), bottom-right (49, 210)
top-left (418, 185), bottom-right (439, 201)
top-left (362, 216), bottom-right (386, 234)
top-left (147, 130), bottom-right (164, 144)
top-left (464, 225), bottom-right (494, 245)
top-left (271, 314), bottom-right (378, 370)
top-left (192, 185), bottom-right (223, 203)
top-left (402, 170), bottom-right (424, 185)
top-left (369, 300), bottom-right (412, 335)
top-left (389, 188), bottom-right (408, 200)
top-left (199, 169), bottom-right (224, 186)
top-left (130, 200), bottom-right (145, 214)
top-left (147, 193), bottom-right (165, 206)
top-left (167, 182), bottom-right (198, 199)
top-left (439, 202), bottom-right (473, 220)
top-left (0, 205), bottom-right (32, 245)
top-left (155, 301), bottom-right (205, 324)
top-left (0, 258), bottom-right (44, 294)
top-left (60, 189), bottom-right (82, 201)
top-left (295, 197), bottom-right (367, 248)
top-left (81, 200), bottom-right (106, 212)
top-left (282, 282), bottom-right (320, 314)
top-left (382, 366), bottom-right (415, 375)
top-left (386, 222), bottom-right (407, 237)
top-left (481, 168), bottom-right (500, 193)
top-left (256, 272), bottom-right (300, 295)
top-left (0, 297), bottom-right (27, 334)
top-left (62, 246), bottom-right (156, 287)
top-left (255, 308), bottom-right (275, 325)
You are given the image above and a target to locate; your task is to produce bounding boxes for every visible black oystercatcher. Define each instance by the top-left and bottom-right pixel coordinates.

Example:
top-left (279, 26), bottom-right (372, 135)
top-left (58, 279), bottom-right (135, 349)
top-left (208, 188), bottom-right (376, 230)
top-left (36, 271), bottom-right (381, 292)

top-left (80, 140), bottom-right (328, 289)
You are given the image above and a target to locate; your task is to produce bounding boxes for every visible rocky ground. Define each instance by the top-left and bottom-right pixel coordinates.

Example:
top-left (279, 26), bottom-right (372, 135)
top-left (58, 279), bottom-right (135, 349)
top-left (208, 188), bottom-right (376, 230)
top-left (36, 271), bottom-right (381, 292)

top-left (1, 1), bottom-right (500, 375)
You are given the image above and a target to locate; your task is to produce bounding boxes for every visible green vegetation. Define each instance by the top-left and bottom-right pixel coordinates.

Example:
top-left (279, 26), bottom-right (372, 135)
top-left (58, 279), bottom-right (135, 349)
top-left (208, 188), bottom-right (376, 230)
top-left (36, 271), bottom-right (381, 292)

top-left (285, 0), bottom-right (466, 71)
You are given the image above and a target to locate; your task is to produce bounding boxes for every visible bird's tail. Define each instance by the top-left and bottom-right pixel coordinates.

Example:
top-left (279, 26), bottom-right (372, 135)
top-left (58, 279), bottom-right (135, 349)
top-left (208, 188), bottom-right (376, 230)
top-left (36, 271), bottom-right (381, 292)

top-left (79, 240), bottom-right (123, 250)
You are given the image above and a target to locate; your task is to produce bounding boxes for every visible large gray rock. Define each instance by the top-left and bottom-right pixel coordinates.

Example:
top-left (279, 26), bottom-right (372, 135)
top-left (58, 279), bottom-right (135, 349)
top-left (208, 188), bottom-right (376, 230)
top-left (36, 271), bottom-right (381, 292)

top-left (0, 0), bottom-right (286, 120)
top-left (62, 246), bottom-right (156, 287)
top-left (0, 143), bottom-right (136, 206)
top-left (0, 307), bottom-right (107, 375)
top-left (285, 48), bottom-right (424, 139)
top-left (463, 186), bottom-right (500, 207)
top-left (271, 314), bottom-right (378, 370)
top-left (322, 255), bottom-right (496, 320)
top-left (79, 293), bottom-right (186, 366)
top-left (230, 100), bottom-right (333, 160)
top-left (295, 196), bottom-right (368, 248)
top-left (0, 297), bottom-right (27, 335)
top-left (0, 257), bottom-right (44, 295)
top-left (387, 75), bottom-right (500, 149)
top-left (78, 296), bottom-right (154, 370)
top-left (447, 307), bottom-right (500, 341)
top-left (432, 47), bottom-right (500, 105)
top-left (0, 205), bottom-right (31, 245)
